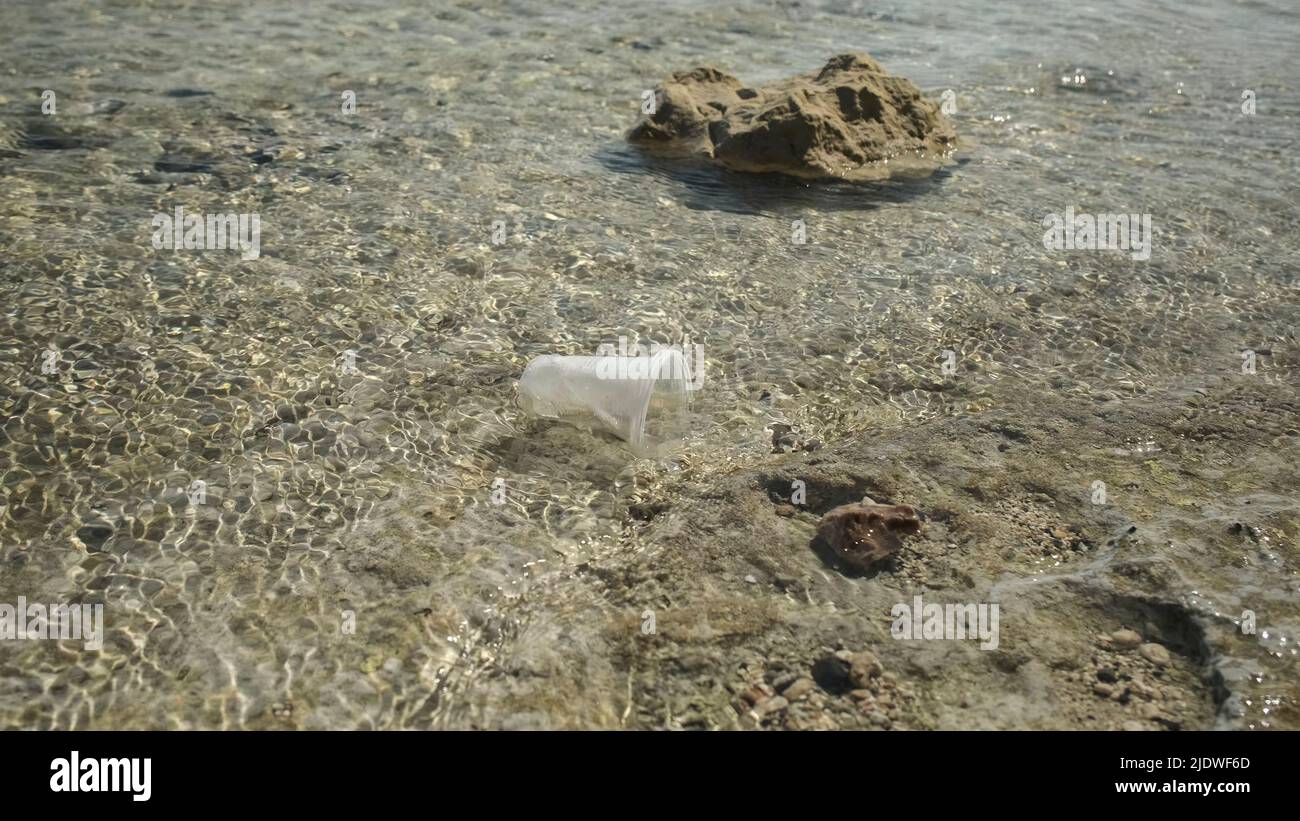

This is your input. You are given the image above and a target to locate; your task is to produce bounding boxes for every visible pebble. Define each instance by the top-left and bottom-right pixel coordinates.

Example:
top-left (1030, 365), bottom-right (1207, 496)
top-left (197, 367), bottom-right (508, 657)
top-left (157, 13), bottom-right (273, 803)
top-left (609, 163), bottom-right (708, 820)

top-left (1130, 680), bottom-right (1156, 699)
top-left (1139, 643), bottom-right (1171, 666)
top-left (782, 678), bottom-right (816, 701)
top-left (848, 651), bottom-right (883, 688)
top-left (274, 402), bottom-right (306, 423)
top-left (754, 696), bottom-right (788, 717)
top-left (1110, 629), bottom-right (1142, 650)
top-left (75, 523), bottom-right (114, 550)
top-left (741, 682), bottom-right (775, 705)
top-left (774, 574), bottom-right (804, 593)
top-left (812, 652), bottom-right (854, 692)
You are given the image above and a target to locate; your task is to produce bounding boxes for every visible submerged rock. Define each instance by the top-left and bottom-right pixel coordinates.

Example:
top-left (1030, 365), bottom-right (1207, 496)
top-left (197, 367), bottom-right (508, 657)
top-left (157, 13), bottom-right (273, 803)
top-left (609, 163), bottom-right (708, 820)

top-left (1139, 643), bottom-right (1172, 666)
top-left (816, 499), bottom-right (922, 571)
top-left (627, 53), bottom-right (957, 181)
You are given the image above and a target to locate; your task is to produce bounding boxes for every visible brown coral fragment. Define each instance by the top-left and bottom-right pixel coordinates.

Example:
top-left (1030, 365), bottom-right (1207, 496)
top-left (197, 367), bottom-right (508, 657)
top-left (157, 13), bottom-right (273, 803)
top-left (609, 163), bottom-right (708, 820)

top-left (628, 53), bottom-right (957, 181)
top-left (816, 500), bottom-right (922, 571)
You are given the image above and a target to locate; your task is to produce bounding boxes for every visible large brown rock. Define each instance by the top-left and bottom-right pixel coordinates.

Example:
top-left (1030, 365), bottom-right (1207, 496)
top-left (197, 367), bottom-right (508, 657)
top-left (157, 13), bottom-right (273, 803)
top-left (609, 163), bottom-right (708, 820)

top-left (628, 54), bottom-right (957, 181)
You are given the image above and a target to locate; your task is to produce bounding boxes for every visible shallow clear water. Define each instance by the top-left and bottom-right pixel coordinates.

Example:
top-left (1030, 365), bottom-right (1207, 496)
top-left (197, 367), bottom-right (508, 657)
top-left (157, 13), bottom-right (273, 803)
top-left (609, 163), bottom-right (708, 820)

top-left (0, 0), bottom-right (1297, 728)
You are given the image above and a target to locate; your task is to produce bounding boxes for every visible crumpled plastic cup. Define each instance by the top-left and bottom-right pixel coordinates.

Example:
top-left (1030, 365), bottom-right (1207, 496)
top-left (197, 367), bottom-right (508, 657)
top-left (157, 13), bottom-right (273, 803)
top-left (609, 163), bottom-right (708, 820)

top-left (517, 348), bottom-right (695, 454)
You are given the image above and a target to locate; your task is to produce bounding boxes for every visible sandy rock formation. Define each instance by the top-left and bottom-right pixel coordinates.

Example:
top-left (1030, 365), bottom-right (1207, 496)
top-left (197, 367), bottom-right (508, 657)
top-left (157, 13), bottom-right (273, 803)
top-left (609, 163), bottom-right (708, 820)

top-left (628, 53), bottom-right (956, 180)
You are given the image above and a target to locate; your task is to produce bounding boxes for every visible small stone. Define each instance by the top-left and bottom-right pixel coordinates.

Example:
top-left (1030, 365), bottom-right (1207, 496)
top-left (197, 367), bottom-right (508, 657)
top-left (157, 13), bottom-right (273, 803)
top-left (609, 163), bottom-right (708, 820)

top-left (740, 682), bottom-right (775, 705)
top-left (1122, 720), bottom-right (1148, 732)
top-left (1093, 682), bottom-right (1114, 698)
top-left (1143, 621), bottom-right (1167, 643)
top-left (1138, 643), bottom-right (1171, 666)
top-left (782, 678), bottom-right (816, 701)
top-left (1110, 629), bottom-right (1142, 650)
top-left (75, 523), bottom-right (114, 551)
top-left (274, 402), bottom-right (305, 423)
top-left (1154, 715), bottom-right (1183, 731)
top-left (754, 696), bottom-right (788, 717)
top-left (811, 653), bottom-right (854, 693)
top-left (774, 504), bottom-right (797, 517)
top-left (774, 574), bottom-right (803, 592)
top-left (816, 501), bottom-right (922, 572)
top-left (848, 651), bottom-right (883, 688)
top-left (788, 712), bottom-right (838, 731)
top-left (1097, 667), bottom-right (1119, 684)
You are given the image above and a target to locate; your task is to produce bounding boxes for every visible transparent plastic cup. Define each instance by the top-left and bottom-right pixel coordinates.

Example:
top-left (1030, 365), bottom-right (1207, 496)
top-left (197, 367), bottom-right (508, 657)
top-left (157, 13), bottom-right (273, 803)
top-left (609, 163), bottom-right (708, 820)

top-left (517, 348), bottom-right (695, 454)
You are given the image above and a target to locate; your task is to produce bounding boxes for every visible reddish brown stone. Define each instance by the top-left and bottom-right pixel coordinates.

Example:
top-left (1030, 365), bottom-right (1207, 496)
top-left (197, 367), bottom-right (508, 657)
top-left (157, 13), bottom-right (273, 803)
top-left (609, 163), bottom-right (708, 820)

top-left (816, 500), bottom-right (922, 571)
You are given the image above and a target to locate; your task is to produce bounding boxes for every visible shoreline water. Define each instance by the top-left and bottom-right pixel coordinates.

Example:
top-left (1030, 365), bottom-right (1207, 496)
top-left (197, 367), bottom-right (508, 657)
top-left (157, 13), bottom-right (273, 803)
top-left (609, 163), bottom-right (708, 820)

top-left (0, 0), bottom-right (1296, 729)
